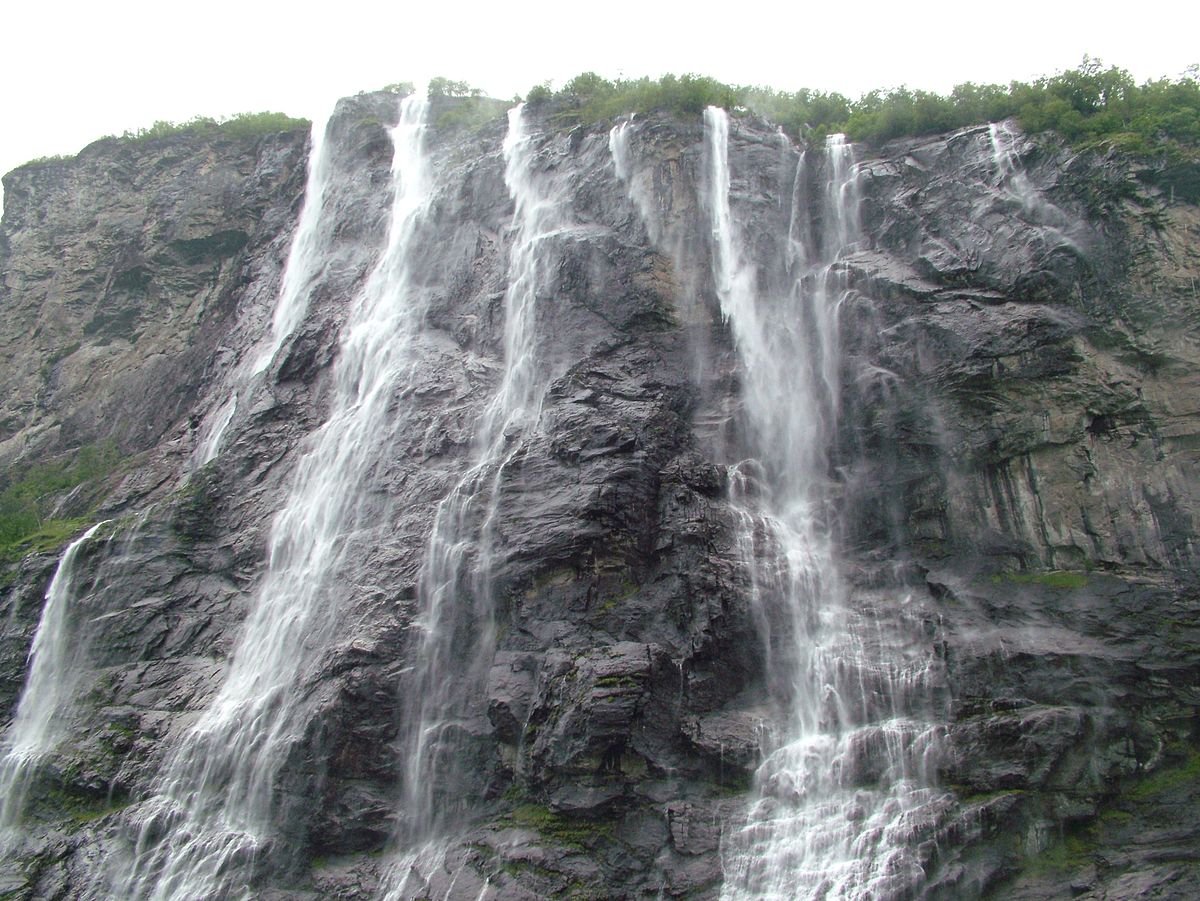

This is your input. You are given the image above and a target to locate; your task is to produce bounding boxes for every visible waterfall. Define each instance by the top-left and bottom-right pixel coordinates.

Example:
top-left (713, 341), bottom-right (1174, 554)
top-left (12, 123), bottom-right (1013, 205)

top-left (987, 120), bottom-right (1074, 239)
top-left (114, 94), bottom-right (435, 901)
top-left (192, 107), bottom-right (336, 467)
top-left (704, 108), bottom-right (948, 900)
top-left (609, 116), bottom-right (712, 343)
top-left (194, 391), bottom-right (237, 467)
top-left (987, 119), bottom-right (1044, 219)
top-left (380, 102), bottom-right (565, 900)
top-left (609, 117), bottom-right (648, 226)
top-left (251, 110), bottom-right (336, 376)
top-left (987, 121), bottom-right (1024, 186)
top-left (0, 522), bottom-right (108, 839)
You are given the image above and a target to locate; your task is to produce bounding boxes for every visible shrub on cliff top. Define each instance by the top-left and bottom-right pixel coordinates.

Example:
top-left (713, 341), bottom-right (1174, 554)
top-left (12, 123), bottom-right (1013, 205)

top-left (116, 111), bottom-right (309, 143)
top-left (541, 72), bottom-right (741, 125)
top-left (529, 58), bottom-right (1200, 174)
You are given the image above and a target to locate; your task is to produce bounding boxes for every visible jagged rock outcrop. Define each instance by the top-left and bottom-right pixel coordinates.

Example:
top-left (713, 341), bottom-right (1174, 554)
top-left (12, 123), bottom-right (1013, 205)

top-left (0, 91), bottom-right (1197, 900)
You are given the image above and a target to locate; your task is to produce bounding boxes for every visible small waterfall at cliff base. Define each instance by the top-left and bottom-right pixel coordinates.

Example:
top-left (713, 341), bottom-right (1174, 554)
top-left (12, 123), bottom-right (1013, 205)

top-left (0, 522), bottom-right (108, 841)
top-left (703, 108), bottom-right (950, 900)
top-left (112, 94), bottom-right (435, 901)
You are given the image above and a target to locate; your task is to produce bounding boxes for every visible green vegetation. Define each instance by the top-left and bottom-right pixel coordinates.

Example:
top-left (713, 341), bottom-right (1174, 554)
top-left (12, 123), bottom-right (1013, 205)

top-left (593, 673), bottom-right (641, 689)
top-left (424, 76), bottom-right (507, 134)
top-left (170, 469), bottom-right (221, 544)
top-left (948, 785), bottom-right (1024, 805)
top-left (434, 96), bottom-right (508, 133)
top-left (989, 570), bottom-right (1089, 590)
top-left (707, 769), bottom-right (753, 796)
top-left (43, 781), bottom-right (131, 826)
top-left (1023, 829), bottom-right (1095, 876)
top-left (530, 72), bottom-right (743, 124)
top-left (1099, 807), bottom-right (1133, 825)
top-left (0, 442), bottom-right (120, 562)
top-left (40, 341), bottom-right (82, 379)
top-left (845, 60), bottom-right (1200, 157)
top-left (1123, 748), bottom-right (1200, 800)
top-left (23, 153), bottom-right (71, 167)
top-left (428, 77), bottom-right (484, 99)
top-left (1016, 748), bottom-right (1200, 882)
top-left (528, 59), bottom-right (1200, 198)
top-left (507, 803), bottom-right (613, 849)
top-left (115, 111), bottom-right (309, 144)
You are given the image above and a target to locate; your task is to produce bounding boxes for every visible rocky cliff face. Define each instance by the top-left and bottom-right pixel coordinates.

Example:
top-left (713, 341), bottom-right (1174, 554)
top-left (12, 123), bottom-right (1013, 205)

top-left (0, 91), bottom-right (1197, 900)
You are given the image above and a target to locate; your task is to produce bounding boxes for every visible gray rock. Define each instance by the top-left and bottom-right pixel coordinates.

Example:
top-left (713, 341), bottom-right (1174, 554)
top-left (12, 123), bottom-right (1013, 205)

top-left (1, 99), bottom-right (1198, 899)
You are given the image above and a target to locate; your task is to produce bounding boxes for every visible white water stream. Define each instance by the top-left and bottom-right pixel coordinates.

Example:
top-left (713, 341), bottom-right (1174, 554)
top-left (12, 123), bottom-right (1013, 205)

top-left (380, 102), bottom-right (567, 901)
top-left (251, 110), bottom-right (337, 377)
top-left (193, 107), bottom-right (337, 467)
top-left (703, 108), bottom-right (948, 900)
top-left (115, 94), bottom-right (434, 901)
top-left (0, 522), bottom-right (108, 839)
top-left (988, 121), bottom-right (1035, 206)
top-left (987, 120), bottom-right (1076, 240)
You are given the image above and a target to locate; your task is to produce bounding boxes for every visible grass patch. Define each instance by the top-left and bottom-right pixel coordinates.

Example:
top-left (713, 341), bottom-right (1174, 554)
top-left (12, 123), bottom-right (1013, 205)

top-left (170, 469), bottom-right (221, 543)
top-left (507, 804), bottom-right (613, 850)
top-left (499, 858), bottom-right (560, 880)
top-left (433, 96), bottom-right (508, 134)
top-left (709, 771), bottom-right (754, 796)
top-left (593, 673), bottom-right (640, 690)
top-left (0, 442), bottom-right (121, 562)
top-left (949, 785), bottom-right (1024, 805)
top-left (1124, 749), bottom-right (1200, 801)
top-left (22, 154), bottom-right (72, 167)
top-left (43, 782), bottom-right (131, 825)
top-left (39, 341), bottom-right (82, 378)
top-left (69, 799), bottom-right (130, 824)
top-left (598, 578), bottom-right (639, 613)
top-left (6, 517), bottom-right (93, 557)
top-left (1024, 830), bottom-right (1095, 876)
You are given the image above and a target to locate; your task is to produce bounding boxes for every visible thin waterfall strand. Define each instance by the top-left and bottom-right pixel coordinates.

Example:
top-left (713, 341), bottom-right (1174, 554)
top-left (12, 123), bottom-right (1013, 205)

top-left (194, 391), bottom-right (237, 467)
top-left (192, 107), bottom-right (337, 467)
top-left (0, 522), bottom-right (107, 836)
top-left (251, 109), bottom-right (337, 376)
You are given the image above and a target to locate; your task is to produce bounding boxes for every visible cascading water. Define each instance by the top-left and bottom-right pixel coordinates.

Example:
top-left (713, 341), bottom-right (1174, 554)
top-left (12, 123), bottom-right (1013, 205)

top-left (194, 392), bottom-right (237, 467)
top-left (610, 117), bottom-right (657, 237)
top-left (703, 107), bottom-right (949, 900)
top-left (192, 107), bottom-right (337, 467)
top-left (251, 109), bottom-right (336, 377)
top-left (381, 102), bottom-right (566, 900)
top-left (987, 120), bottom-right (1075, 240)
top-left (0, 522), bottom-right (108, 839)
top-left (988, 121), bottom-right (1031, 200)
top-left (114, 94), bottom-right (434, 901)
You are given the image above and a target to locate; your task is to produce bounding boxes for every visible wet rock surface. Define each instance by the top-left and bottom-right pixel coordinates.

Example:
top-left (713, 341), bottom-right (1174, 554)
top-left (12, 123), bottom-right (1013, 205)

top-left (0, 98), bottom-right (1197, 899)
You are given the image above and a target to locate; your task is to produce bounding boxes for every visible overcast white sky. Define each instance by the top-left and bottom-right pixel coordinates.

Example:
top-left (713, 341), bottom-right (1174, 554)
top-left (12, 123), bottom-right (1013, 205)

top-left (1, 0), bottom-right (1197, 190)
